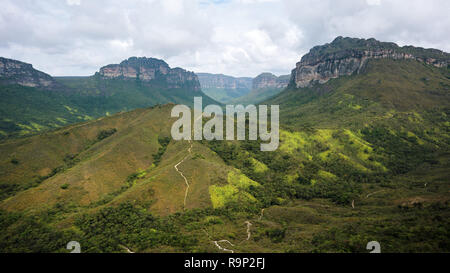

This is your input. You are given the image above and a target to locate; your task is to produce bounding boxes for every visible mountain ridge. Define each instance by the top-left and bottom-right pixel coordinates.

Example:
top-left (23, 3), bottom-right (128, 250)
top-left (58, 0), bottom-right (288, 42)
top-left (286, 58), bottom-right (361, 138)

top-left (291, 36), bottom-right (450, 88)
top-left (197, 73), bottom-right (253, 103)
top-left (97, 56), bottom-right (201, 91)
top-left (0, 57), bottom-right (61, 90)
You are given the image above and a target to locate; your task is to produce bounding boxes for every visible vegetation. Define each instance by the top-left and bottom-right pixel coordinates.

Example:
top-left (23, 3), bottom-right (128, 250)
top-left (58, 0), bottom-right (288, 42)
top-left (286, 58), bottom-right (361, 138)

top-left (152, 136), bottom-right (171, 166)
top-left (0, 59), bottom-right (449, 253)
top-left (0, 74), bottom-right (219, 139)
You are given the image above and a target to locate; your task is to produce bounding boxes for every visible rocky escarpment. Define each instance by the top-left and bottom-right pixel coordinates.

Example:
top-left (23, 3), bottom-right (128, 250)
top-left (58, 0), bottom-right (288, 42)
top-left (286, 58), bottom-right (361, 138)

top-left (252, 73), bottom-right (289, 91)
top-left (197, 73), bottom-right (252, 91)
top-left (97, 57), bottom-right (201, 91)
top-left (196, 73), bottom-right (253, 103)
top-left (230, 73), bottom-right (290, 104)
top-left (291, 37), bottom-right (450, 88)
top-left (0, 57), bottom-right (59, 89)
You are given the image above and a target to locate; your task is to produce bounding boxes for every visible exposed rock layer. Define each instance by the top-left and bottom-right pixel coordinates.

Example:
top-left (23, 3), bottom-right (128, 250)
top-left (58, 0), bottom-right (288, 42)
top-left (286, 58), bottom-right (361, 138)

top-left (0, 57), bottom-right (58, 89)
top-left (252, 72), bottom-right (289, 91)
top-left (98, 57), bottom-right (201, 91)
top-left (197, 73), bottom-right (252, 91)
top-left (291, 37), bottom-right (450, 88)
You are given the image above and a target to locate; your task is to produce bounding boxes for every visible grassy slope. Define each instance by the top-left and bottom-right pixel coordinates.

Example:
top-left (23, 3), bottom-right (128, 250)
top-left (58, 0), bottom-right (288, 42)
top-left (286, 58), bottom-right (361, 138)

top-left (0, 84), bottom-right (94, 138)
top-left (201, 87), bottom-right (251, 103)
top-left (267, 59), bottom-right (450, 129)
top-left (230, 87), bottom-right (284, 105)
top-left (0, 104), bottom-right (256, 216)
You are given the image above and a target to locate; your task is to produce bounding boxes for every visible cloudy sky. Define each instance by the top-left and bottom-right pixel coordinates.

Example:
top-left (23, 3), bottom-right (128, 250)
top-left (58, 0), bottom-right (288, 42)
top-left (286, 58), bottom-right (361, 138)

top-left (1, 0), bottom-right (449, 77)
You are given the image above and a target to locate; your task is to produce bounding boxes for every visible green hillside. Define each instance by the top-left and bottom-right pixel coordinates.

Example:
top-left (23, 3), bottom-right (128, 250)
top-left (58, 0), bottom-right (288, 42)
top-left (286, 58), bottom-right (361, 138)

top-left (231, 87), bottom-right (283, 105)
top-left (268, 59), bottom-right (449, 129)
top-left (201, 87), bottom-right (251, 103)
top-left (0, 76), bottom-right (218, 139)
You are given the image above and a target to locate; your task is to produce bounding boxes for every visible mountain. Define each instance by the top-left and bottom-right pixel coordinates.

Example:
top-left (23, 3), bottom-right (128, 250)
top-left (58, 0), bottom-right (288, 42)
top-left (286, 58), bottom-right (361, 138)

top-left (97, 57), bottom-right (201, 91)
top-left (270, 37), bottom-right (450, 128)
top-left (0, 57), bottom-right (61, 90)
top-left (197, 73), bottom-right (252, 103)
top-left (252, 72), bottom-right (290, 90)
top-left (1, 37), bottom-right (449, 253)
top-left (291, 36), bottom-right (449, 88)
top-left (0, 57), bottom-right (94, 139)
top-left (266, 36), bottom-right (449, 178)
top-left (198, 72), bottom-right (289, 104)
top-left (231, 72), bottom-right (290, 104)
top-left (0, 57), bottom-right (218, 139)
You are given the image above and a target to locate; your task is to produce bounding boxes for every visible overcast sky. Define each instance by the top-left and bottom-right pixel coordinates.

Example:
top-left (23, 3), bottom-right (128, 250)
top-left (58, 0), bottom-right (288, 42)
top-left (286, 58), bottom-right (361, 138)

top-left (1, 0), bottom-right (449, 77)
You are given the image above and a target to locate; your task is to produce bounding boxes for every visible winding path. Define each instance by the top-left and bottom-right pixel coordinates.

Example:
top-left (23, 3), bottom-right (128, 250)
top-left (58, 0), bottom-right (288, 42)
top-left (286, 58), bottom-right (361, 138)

top-left (206, 208), bottom-right (266, 253)
top-left (174, 140), bottom-right (193, 210)
top-left (366, 190), bottom-right (386, 199)
top-left (213, 240), bottom-right (235, 253)
top-left (173, 112), bottom-right (205, 210)
top-left (244, 221), bottom-right (252, 241)
top-left (119, 244), bottom-right (134, 253)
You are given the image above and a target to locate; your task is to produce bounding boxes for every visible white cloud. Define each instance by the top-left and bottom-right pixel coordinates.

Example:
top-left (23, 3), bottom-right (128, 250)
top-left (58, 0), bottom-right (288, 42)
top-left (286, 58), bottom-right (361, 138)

top-left (0, 0), bottom-right (448, 77)
top-left (366, 0), bottom-right (381, 6)
top-left (66, 0), bottom-right (81, 6)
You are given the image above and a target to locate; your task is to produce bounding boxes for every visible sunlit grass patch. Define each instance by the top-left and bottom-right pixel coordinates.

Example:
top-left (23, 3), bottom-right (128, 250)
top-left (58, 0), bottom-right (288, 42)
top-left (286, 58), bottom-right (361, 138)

top-left (318, 170), bottom-right (337, 181)
top-left (228, 170), bottom-right (260, 190)
top-left (250, 158), bottom-right (268, 173)
top-left (56, 117), bottom-right (68, 124)
top-left (279, 129), bottom-right (307, 153)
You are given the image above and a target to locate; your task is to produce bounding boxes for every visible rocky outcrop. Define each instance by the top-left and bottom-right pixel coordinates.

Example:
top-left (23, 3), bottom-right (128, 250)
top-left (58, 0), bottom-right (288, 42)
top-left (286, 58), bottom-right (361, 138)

top-left (196, 73), bottom-right (253, 103)
top-left (230, 73), bottom-right (289, 104)
top-left (252, 73), bottom-right (289, 91)
top-left (291, 37), bottom-right (450, 88)
top-left (0, 57), bottom-right (58, 89)
top-left (197, 73), bottom-right (252, 91)
top-left (97, 57), bottom-right (201, 91)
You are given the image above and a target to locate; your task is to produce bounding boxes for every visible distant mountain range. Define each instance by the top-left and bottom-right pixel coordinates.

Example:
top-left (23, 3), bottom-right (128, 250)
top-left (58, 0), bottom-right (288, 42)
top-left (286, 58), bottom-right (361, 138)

top-left (197, 72), bottom-right (290, 104)
top-left (230, 72), bottom-right (290, 104)
top-left (196, 73), bottom-right (252, 103)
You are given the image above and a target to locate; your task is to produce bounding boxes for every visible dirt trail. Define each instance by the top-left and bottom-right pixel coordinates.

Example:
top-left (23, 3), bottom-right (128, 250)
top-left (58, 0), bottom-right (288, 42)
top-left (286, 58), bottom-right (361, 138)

top-left (174, 140), bottom-right (193, 210)
top-left (206, 208), bottom-right (265, 253)
top-left (366, 190), bottom-right (386, 198)
top-left (119, 244), bottom-right (134, 253)
top-left (244, 221), bottom-right (252, 241)
top-left (173, 112), bottom-right (205, 210)
top-left (259, 208), bottom-right (264, 220)
top-left (213, 240), bottom-right (235, 253)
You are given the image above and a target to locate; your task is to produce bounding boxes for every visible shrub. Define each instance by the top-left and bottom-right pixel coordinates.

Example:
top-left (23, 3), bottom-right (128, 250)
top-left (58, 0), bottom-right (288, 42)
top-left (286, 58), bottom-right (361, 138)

top-left (97, 128), bottom-right (117, 141)
top-left (10, 158), bottom-right (19, 165)
top-left (266, 228), bottom-right (286, 243)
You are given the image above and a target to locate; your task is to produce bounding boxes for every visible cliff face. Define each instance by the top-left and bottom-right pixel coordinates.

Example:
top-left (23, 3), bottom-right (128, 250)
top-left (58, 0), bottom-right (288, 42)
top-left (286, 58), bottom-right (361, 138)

top-left (98, 57), bottom-right (201, 91)
top-left (196, 73), bottom-right (252, 103)
top-left (0, 57), bottom-right (58, 89)
top-left (197, 73), bottom-right (252, 91)
top-left (252, 73), bottom-right (289, 91)
top-left (291, 37), bottom-right (450, 88)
